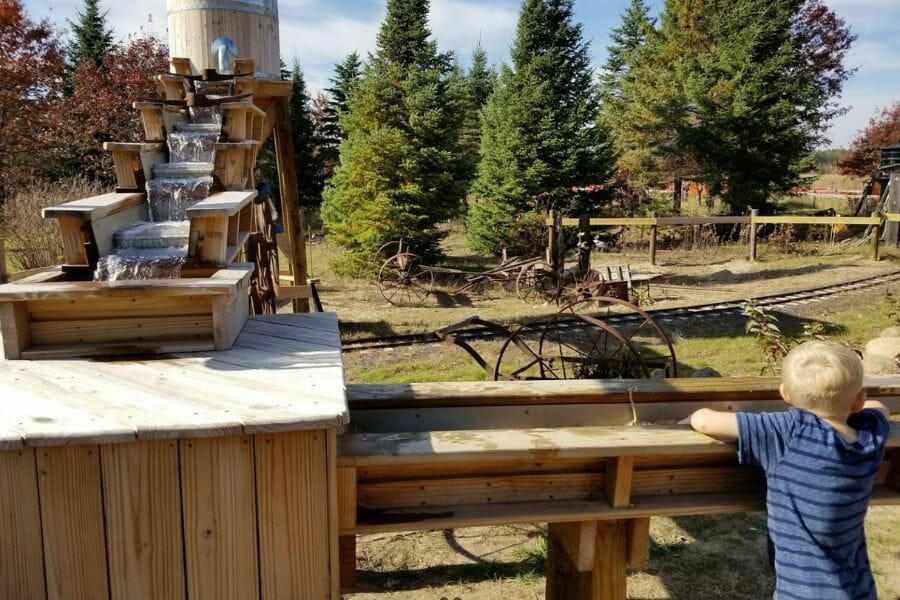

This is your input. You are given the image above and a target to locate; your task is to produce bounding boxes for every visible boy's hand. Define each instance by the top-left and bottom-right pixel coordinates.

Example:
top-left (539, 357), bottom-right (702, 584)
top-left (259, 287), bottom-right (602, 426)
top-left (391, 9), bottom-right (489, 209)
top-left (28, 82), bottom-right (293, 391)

top-left (689, 408), bottom-right (739, 442)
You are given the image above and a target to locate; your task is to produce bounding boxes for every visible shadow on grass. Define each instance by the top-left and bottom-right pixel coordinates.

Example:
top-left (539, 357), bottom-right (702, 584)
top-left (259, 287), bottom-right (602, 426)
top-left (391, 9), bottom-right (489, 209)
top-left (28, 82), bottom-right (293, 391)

top-left (660, 263), bottom-right (844, 287)
top-left (340, 320), bottom-right (399, 339)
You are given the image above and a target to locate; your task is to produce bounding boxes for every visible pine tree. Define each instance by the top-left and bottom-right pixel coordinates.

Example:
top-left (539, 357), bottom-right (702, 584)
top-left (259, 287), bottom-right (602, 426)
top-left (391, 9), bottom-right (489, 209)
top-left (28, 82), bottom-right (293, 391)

top-left (618, 0), bottom-right (854, 213)
top-left (599, 0), bottom-right (654, 106)
top-left (288, 61), bottom-right (325, 209)
top-left (468, 42), bottom-right (494, 112)
top-left (323, 52), bottom-right (363, 144)
top-left (321, 0), bottom-right (472, 272)
top-left (466, 0), bottom-right (616, 254)
top-left (64, 0), bottom-right (114, 94)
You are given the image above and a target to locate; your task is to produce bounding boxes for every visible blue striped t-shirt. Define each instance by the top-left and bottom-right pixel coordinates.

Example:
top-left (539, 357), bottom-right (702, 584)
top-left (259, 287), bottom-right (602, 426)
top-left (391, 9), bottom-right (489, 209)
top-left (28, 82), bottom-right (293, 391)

top-left (736, 408), bottom-right (890, 600)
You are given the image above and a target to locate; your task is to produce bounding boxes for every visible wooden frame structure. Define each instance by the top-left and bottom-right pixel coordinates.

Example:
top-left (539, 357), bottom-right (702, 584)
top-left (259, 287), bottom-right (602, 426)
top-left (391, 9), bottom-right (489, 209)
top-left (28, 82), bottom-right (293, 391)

top-left (337, 378), bottom-right (900, 600)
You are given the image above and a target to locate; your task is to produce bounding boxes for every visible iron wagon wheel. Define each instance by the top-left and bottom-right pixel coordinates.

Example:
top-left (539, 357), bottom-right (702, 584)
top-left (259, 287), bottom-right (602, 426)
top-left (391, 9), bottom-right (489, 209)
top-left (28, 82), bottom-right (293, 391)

top-left (377, 252), bottom-right (435, 306)
top-left (493, 297), bottom-right (677, 380)
top-left (555, 269), bottom-right (605, 308)
top-left (561, 297), bottom-right (677, 377)
top-left (248, 195), bottom-right (279, 315)
top-left (515, 263), bottom-right (557, 305)
top-left (372, 240), bottom-right (407, 272)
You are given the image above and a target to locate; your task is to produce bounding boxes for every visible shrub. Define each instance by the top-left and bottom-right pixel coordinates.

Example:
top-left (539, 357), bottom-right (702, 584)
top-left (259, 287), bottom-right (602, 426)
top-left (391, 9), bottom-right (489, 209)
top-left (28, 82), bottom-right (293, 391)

top-left (1, 178), bottom-right (106, 271)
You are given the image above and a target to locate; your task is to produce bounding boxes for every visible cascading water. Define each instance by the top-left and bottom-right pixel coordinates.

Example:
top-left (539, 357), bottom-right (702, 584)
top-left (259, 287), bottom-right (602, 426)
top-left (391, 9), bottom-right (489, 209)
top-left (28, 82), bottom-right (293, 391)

top-left (95, 101), bottom-right (225, 281)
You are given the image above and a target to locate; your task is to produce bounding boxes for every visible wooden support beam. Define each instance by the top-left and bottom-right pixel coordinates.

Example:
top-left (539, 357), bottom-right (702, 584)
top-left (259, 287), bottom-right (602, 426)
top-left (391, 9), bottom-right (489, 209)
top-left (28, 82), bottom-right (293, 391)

top-left (873, 212), bottom-right (882, 261)
top-left (649, 212), bottom-right (658, 266)
top-left (0, 302), bottom-right (30, 360)
top-left (546, 523), bottom-right (594, 599)
top-left (338, 467), bottom-right (358, 590)
top-left (273, 97), bottom-right (310, 312)
top-left (749, 209), bottom-right (759, 262)
top-left (605, 456), bottom-right (634, 508)
top-left (546, 519), bottom-right (628, 600)
top-left (593, 520), bottom-right (628, 600)
top-left (626, 517), bottom-right (651, 569)
top-left (553, 520), bottom-right (597, 571)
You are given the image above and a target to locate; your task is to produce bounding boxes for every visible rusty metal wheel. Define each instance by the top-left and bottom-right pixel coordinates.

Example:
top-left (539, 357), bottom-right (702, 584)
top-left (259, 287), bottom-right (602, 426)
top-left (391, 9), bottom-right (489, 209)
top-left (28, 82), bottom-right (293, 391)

top-left (516, 263), bottom-right (557, 305)
top-left (248, 194), bottom-right (279, 315)
top-left (494, 297), bottom-right (677, 380)
top-left (377, 252), bottom-right (435, 306)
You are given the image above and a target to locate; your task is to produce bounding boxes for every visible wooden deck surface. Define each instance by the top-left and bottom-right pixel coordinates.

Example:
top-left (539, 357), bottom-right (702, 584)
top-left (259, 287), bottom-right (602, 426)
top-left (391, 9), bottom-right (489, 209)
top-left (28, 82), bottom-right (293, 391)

top-left (0, 313), bottom-right (347, 449)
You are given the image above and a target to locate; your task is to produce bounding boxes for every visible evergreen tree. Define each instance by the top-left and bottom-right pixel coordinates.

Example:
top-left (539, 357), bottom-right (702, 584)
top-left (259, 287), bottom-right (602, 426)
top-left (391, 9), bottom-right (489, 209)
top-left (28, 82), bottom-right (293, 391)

top-left (64, 0), bottom-right (114, 94)
top-left (320, 52), bottom-right (363, 184)
top-left (288, 61), bottom-right (325, 209)
top-left (599, 0), bottom-right (654, 105)
top-left (468, 42), bottom-right (494, 111)
top-left (617, 0), bottom-right (854, 212)
top-left (321, 0), bottom-right (473, 271)
top-left (466, 0), bottom-right (616, 254)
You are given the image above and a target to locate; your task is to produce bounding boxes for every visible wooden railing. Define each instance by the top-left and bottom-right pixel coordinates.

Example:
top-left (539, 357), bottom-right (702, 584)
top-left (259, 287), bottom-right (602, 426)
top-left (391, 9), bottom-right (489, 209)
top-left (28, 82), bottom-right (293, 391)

top-left (546, 211), bottom-right (898, 265)
top-left (339, 378), bottom-right (900, 599)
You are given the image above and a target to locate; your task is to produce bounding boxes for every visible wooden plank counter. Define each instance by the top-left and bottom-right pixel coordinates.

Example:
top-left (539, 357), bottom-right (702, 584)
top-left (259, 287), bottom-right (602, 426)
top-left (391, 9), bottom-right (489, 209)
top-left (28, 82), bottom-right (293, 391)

top-left (0, 313), bottom-right (347, 600)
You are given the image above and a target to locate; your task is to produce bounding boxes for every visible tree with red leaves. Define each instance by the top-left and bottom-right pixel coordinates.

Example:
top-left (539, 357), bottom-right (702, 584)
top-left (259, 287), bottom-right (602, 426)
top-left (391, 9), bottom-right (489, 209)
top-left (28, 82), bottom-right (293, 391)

top-left (50, 34), bottom-right (169, 184)
top-left (838, 103), bottom-right (900, 177)
top-left (0, 0), bottom-right (64, 197)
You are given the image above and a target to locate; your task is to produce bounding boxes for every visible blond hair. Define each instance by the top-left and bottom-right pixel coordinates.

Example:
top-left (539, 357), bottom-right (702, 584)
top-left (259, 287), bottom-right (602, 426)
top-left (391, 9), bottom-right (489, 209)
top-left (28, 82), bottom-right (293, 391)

top-left (781, 341), bottom-right (863, 413)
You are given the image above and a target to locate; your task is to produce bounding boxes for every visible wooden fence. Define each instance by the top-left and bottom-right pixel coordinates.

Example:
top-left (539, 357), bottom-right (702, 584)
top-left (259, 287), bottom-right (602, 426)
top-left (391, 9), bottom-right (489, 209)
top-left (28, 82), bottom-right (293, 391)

top-left (546, 211), bottom-right (897, 266)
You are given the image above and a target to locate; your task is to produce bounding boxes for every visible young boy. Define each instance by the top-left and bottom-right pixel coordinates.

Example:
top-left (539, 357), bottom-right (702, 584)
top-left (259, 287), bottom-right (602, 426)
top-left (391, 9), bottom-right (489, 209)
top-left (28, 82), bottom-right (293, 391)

top-left (689, 340), bottom-right (891, 600)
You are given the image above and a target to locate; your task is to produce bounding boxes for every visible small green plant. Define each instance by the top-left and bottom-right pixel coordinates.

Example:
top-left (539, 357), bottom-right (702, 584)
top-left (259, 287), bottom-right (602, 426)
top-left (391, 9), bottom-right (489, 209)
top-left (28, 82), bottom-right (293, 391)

top-left (886, 289), bottom-right (900, 326)
top-left (742, 300), bottom-right (830, 375)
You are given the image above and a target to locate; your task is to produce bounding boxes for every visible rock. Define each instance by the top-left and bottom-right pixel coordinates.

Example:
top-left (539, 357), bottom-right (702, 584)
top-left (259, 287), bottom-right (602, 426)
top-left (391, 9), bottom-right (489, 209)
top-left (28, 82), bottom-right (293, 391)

top-left (865, 336), bottom-right (900, 360)
top-left (691, 367), bottom-right (722, 378)
top-left (880, 326), bottom-right (900, 338)
top-left (649, 368), bottom-right (668, 379)
top-left (863, 353), bottom-right (900, 375)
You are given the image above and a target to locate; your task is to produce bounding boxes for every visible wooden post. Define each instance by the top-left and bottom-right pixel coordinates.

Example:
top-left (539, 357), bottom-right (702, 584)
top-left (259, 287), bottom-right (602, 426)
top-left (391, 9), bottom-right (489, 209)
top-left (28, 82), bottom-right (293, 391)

top-left (0, 238), bottom-right (6, 283)
top-left (555, 211), bottom-right (565, 275)
top-left (578, 214), bottom-right (591, 272)
top-left (673, 177), bottom-right (682, 214)
top-left (649, 212), bottom-right (658, 266)
top-left (273, 98), bottom-right (310, 313)
top-left (749, 209), bottom-right (759, 262)
top-left (548, 210), bottom-right (558, 271)
top-left (873, 216), bottom-right (883, 260)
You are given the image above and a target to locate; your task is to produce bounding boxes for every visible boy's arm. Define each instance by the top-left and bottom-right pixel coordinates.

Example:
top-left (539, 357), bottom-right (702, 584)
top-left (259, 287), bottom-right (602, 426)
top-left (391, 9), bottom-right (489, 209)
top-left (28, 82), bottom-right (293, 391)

top-left (689, 408), bottom-right (739, 442)
top-left (863, 400), bottom-right (890, 420)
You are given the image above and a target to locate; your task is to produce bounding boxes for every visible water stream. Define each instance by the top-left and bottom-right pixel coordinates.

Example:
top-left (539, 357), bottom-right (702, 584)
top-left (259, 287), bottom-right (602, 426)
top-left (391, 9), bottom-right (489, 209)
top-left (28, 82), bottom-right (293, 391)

top-left (95, 100), bottom-right (226, 281)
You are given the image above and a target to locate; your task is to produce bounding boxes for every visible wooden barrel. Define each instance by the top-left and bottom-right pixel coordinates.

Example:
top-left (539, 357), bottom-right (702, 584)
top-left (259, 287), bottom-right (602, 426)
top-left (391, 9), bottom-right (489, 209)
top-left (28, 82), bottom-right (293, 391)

top-left (167, 0), bottom-right (281, 79)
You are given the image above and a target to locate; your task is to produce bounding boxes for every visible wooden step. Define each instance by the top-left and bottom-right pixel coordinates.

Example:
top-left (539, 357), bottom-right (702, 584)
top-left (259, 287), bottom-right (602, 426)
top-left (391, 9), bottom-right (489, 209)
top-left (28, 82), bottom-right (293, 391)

top-left (186, 190), bottom-right (257, 218)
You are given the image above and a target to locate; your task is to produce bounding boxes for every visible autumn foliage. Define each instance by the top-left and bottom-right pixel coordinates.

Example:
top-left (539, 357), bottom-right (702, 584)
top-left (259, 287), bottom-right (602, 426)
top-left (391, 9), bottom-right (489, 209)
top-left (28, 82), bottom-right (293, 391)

top-left (0, 0), bottom-right (64, 196)
top-left (0, 0), bottom-right (168, 196)
top-left (838, 102), bottom-right (900, 177)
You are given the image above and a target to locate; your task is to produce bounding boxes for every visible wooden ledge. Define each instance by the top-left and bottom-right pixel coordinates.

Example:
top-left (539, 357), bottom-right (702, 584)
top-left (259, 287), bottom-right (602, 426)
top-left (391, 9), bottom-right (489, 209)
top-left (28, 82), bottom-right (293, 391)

top-left (102, 142), bottom-right (166, 153)
top-left (214, 141), bottom-right (260, 150)
top-left (345, 486), bottom-right (900, 535)
top-left (338, 420), bottom-right (900, 467)
top-left (220, 101), bottom-right (266, 117)
top-left (42, 192), bottom-right (146, 222)
top-left (186, 190), bottom-right (257, 218)
top-left (347, 377), bottom-right (900, 410)
top-left (133, 101), bottom-right (187, 113)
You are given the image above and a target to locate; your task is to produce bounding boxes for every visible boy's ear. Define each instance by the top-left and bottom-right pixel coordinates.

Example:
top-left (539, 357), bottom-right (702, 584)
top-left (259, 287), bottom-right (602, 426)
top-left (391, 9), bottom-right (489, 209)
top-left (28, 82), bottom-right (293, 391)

top-left (779, 383), bottom-right (791, 404)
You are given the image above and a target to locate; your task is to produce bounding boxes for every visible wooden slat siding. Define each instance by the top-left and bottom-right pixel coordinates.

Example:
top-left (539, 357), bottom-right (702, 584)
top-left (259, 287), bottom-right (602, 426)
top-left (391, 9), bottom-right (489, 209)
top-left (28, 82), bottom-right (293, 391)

top-left (102, 441), bottom-right (185, 600)
top-left (357, 457), bottom-right (609, 483)
top-left (0, 449), bottom-right (46, 599)
top-left (190, 216), bottom-right (229, 264)
top-left (593, 520), bottom-right (628, 600)
top-left (358, 472), bottom-right (607, 510)
top-left (43, 193), bottom-right (146, 222)
top-left (327, 429), bottom-right (341, 600)
top-left (626, 518), bottom-right (651, 569)
top-left (0, 301), bottom-right (31, 359)
top-left (181, 436), bottom-right (259, 600)
top-left (354, 466), bottom-right (760, 511)
top-left (346, 377), bottom-right (900, 409)
top-left (30, 315), bottom-right (214, 346)
top-left (37, 445), bottom-right (110, 600)
top-left (256, 431), bottom-right (331, 600)
top-left (185, 190), bottom-right (257, 218)
top-left (27, 295), bottom-right (213, 321)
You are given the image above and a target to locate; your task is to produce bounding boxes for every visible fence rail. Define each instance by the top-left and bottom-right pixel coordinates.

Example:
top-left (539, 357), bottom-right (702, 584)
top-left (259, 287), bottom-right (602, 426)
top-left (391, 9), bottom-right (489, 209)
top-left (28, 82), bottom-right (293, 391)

top-left (545, 211), bottom-right (897, 266)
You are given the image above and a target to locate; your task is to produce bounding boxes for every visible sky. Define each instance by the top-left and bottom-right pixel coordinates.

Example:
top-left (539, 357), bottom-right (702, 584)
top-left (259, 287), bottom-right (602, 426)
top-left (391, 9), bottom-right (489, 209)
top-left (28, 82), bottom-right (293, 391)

top-left (23, 0), bottom-right (900, 147)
